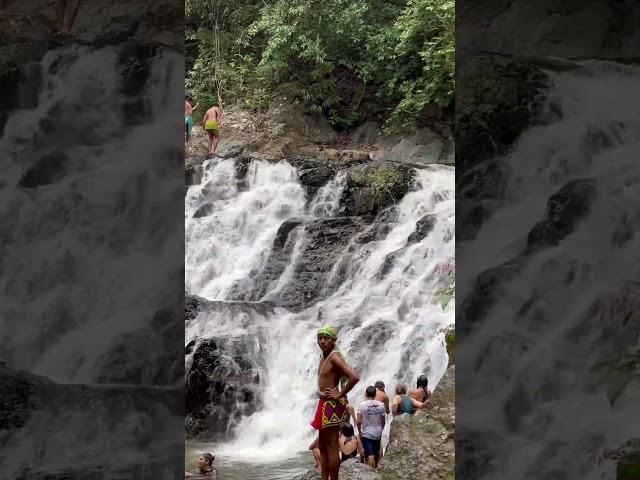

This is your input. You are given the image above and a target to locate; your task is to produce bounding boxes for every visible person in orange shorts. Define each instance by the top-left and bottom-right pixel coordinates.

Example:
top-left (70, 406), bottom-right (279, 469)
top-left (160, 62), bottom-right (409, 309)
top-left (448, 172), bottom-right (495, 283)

top-left (311, 325), bottom-right (360, 480)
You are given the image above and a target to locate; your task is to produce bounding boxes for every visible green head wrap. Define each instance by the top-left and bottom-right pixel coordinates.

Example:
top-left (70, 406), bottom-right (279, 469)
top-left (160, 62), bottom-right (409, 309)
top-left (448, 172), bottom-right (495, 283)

top-left (317, 325), bottom-right (337, 339)
top-left (317, 325), bottom-right (347, 387)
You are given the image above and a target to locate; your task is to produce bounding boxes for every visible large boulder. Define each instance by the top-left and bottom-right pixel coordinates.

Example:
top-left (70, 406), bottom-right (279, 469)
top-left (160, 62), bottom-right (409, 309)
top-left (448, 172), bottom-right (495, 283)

top-left (232, 217), bottom-right (370, 311)
top-left (526, 179), bottom-right (597, 250)
top-left (341, 163), bottom-right (415, 216)
top-left (184, 337), bottom-right (263, 439)
top-left (380, 366), bottom-right (455, 480)
top-left (184, 294), bottom-right (272, 439)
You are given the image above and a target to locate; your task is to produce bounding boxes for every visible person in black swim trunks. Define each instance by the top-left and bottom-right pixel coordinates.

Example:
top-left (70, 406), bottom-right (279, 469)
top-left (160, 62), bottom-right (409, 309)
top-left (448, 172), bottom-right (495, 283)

top-left (339, 422), bottom-right (363, 463)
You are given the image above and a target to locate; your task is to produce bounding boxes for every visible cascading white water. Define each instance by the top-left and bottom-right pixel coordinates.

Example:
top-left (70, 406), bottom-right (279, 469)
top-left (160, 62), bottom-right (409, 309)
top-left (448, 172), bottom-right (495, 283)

top-left (0, 44), bottom-right (184, 383)
top-left (458, 61), bottom-right (640, 479)
top-left (185, 160), bottom-right (454, 471)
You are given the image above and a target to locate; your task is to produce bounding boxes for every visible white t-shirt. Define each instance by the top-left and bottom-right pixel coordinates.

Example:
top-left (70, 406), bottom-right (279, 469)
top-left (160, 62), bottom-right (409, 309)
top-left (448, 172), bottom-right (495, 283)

top-left (358, 399), bottom-right (386, 440)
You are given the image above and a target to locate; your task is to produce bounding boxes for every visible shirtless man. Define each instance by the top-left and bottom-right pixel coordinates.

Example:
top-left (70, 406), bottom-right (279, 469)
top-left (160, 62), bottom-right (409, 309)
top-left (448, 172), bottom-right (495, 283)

top-left (311, 325), bottom-right (360, 480)
top-left (184, 95), bottom-right (198, 146)
top-left (408, 374), bottom-right (432, 404)
top-left (201, 103), bottom-right (222, 154)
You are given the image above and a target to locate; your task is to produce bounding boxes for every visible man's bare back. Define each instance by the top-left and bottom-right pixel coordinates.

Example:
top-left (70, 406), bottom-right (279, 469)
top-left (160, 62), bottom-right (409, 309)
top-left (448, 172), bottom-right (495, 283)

top-left (374, 389), bottom-right (390, 415)
top-left (408, 387), bottom-right (431, 403)
top-left (203, 105), bottom-right (221, 123)
top-left (185, 99), bottom-right (196, 116)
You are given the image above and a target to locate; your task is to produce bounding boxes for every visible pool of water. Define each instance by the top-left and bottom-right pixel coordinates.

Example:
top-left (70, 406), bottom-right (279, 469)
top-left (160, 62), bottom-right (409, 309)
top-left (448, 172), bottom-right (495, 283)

top-left (185, 442), bottom-right (313, 479)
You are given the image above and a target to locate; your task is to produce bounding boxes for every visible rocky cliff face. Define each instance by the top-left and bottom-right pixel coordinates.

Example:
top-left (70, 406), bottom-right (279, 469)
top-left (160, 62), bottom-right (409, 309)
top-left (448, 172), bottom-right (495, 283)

top-left (457, 0), bottom-right (640, 59)
top-left (379, 366), bottom-right (455, 480)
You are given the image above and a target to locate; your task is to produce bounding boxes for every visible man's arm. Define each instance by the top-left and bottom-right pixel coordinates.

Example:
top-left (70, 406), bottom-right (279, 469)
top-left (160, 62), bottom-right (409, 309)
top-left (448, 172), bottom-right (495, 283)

top-left (411, 397), bottom-right (425, 409)
top-left (381, 412), bottom-right (386, 430)
top-left (356, 412), bottom-right (362, 434)
top-left (329, 354), bottom-right (359, 399)
top-left (384, 394), bottom-right (390, 415)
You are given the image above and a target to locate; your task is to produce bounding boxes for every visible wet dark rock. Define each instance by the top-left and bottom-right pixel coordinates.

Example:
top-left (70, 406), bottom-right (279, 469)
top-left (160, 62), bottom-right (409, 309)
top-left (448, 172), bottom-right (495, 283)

top-left (459, 257), bottom-right (524, 334)
top-left (377, 249), bottom-right (403, 279)
top-left (18, 151), bottom-right (70, 188)
top-left (456, 199), bottom-right (502, 241)
top-left (185, 337), bottom-right (263, 440)
top-left (118, 43), bottom-right (156, 96)
top-left (407, 214), bottom-right (437, 244)
top-left (96, 306), bottom-right (183, 385)
top-left (527, 179), bottom-right (597, 250)
top-left (237, 217), bottom-right (369, 311)
top-left (234, 156), bottom-right (251, 179)
top-left (185, 293), bottom-right (275, 324)
top-left (274, 219), bottom-right (304, 249)
top-left (457, 159), bottom-right (509, 200)
top-left (349, 321), bottom-right (396, 370)
top-left (192, 203), bottom-right (214, 219)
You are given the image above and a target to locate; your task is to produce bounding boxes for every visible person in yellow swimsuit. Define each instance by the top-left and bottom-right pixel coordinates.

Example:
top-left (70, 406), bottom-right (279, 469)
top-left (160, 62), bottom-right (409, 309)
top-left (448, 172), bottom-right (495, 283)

top-left (202, 103), bottom-right (222, 154)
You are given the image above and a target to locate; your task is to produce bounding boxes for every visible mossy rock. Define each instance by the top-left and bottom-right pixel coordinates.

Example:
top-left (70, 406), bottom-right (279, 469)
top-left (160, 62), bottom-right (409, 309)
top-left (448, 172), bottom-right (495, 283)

top-left (343, 162), bottom-right (415, 216)
top-left (617, 446), bottom-right (640, 480)
top-left (457, 54), bottom-right (550, 171)
top-left (443, 326), bottom-right (455, 367)
top-left (380, 366), bottom-right (455, 480)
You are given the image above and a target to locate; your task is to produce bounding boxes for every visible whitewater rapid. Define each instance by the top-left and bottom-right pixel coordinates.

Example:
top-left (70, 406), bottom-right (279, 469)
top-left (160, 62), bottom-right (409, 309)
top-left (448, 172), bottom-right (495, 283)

top-left (185, 159), bottom-right (455, 462)
top-left (458, 60), bottom-right (640, 479)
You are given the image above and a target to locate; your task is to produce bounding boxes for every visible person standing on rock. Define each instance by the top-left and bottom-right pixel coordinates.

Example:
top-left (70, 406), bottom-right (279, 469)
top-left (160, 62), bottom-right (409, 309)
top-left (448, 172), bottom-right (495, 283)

top-left (201, 102), bottom-right (222, 154)
top-left (311, 325), bottom-right (360, 480)
top-left (408, 374), bottom-right (432, 405)
top-left (185, 94), bottom-right (198, 146)
top-left (56, 0), bottom-right (81, 35)
top-left (372, 380), bottom-right (390, 461)
top-left (357, 386), bottom-right (386, 469)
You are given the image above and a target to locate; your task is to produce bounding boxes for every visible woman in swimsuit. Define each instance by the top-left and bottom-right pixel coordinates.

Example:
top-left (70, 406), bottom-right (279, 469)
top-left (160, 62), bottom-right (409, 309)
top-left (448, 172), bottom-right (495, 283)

top-left (338, 422), bottom-right (362, 463)
top-left (392, 384), bottom-right (425, 416)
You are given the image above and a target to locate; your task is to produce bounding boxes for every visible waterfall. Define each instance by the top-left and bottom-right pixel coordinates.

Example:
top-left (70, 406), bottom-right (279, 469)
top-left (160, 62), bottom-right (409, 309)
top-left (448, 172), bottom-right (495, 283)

top-left (0, 28), bottom-right (184, 480)
top-left (458, 60), bottom-right (640, 479)
top-left (185, 159), bottom-right (454, 466)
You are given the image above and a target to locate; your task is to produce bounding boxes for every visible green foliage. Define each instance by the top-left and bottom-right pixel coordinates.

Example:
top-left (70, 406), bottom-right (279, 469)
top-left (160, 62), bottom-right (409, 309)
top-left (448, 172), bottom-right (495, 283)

top-left (362, 163), bottom-right (406, 196)
top-left (435, 285), bottom-right (455, 309)
top-left (591, 350), bottom-right (640, 406)
top-left (435, 257), bottom-right (455, 309)
top-left (186, 0), bottom-right (454, 128)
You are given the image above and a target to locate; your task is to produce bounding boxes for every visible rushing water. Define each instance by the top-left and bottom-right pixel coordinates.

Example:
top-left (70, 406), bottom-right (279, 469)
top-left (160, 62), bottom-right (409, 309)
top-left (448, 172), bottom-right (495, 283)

top-left (185, 158), bottom-right (454, 478)
top-left (0, 30), bottom-right (184, 479)
top-left (458, 60), bottom-right (640, 479)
